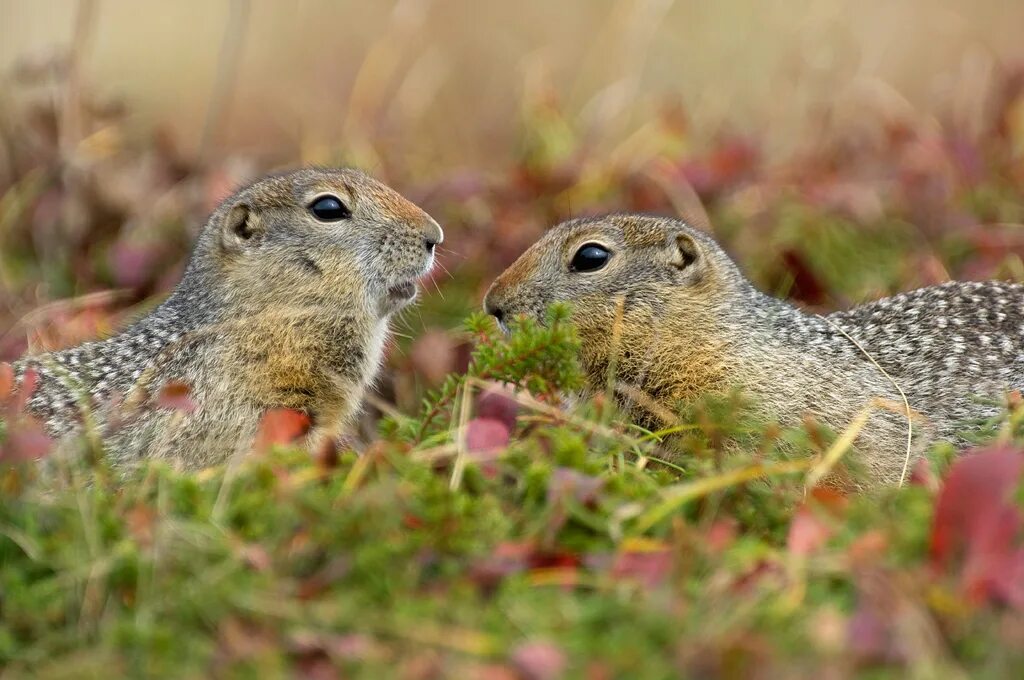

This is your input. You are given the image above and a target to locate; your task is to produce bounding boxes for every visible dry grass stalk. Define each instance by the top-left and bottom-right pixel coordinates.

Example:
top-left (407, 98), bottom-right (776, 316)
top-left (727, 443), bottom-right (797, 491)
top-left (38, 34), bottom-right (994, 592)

top-left (821, 316), bottom-right (914, 486)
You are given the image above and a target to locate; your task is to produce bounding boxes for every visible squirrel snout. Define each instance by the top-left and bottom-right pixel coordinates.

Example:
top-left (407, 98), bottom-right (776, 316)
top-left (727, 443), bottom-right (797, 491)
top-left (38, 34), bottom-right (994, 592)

top-left (485, 301), bottom-right (504, 323)
top-left (422, 217), bottom-right (444, 253)
top-left (483, 290), bottom-right (505, 323)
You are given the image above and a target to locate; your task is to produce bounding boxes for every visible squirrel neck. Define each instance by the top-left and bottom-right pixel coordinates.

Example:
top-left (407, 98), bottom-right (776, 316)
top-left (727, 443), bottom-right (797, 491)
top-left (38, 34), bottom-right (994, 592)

top-left (606, 281), bottom-right (899, 430)
top-left (705, 283), bottom-right (900, 425)
top-left (95, 261), bottom-right (384, 393)
top-left (142, 258), bottom-right (376, 332)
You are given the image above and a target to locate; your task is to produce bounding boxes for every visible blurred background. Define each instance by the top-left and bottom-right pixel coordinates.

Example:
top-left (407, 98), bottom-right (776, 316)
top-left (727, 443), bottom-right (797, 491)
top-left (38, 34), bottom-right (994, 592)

top-left (2, 0), bottom-right (1023, 413)
top-left (4, 0), bottom-right (1019, 166)
top-left (3, 0), bottom-right (1022, 167)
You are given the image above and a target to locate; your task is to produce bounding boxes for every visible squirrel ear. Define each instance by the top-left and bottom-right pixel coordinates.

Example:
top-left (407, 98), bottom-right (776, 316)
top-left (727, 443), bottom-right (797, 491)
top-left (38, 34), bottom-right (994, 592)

top-left (220, 203), bottom-right (261, 254)
top-left (672, 232), bottom-right (702, 270)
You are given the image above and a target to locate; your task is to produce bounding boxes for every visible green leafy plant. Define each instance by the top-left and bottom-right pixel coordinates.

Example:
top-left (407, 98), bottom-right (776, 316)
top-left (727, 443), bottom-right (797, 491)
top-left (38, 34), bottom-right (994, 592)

top-left (393, 304), bottom-right (585, 444)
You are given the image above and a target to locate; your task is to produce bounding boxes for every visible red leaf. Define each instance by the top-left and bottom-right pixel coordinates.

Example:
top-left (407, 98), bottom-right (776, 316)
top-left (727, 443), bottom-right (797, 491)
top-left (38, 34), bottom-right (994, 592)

top-left (13, 367), bottom-right (39, 413)
top-left (808, 486), bottom-right (848, 515)
top-left (547, 468), bottom-right (604, 507)
top-left (323, 633), bottom-right (374, 660)
top-left (314, 437), bottom-right (340, 470)
top-left (296, 556), bottom-right (351, 600)
top-left (254, 408), bottom-right (312, 451)
top-left (909, 457), bottom-right (938, 490)
top-left (469, 541), bottom-right (531, 593)
top-left (108, 241), bottom-right (160, 289)
top-left (704, 518), bottom-right (737, 554)
top-left (611, 538), bottom-right (672, 587)
top-left (929, 446), bottom-right (1024, 606)
top-left (465, 417), bottom-right (510, 455)
top-left (403, 513), bottom-right (425, 529)
top-left (0, 362), bottom-right (13, 403)
top-left (0, 417), bottom-right (53, 463)
top-left (780, 249), bottom-right (827, 306)
top-left (238, 544), bottom-right (272, 572)
top-left (510, 641), bottom-right (566, 680)
top-left (679, 136), bottom-right (758, 195)
top-left (470, 541), bottom-right (587, 594)
top-left (847, 530), bottom-right (888, 564)
top-left (156, 381), bottom-right (196, 413)
top-left (477, 388), bottom-right (520, 430)
top-left (125, 504), bottom-right (156, 547)
top-left (410, 329), bottom-right (458, 386)
top-left (787, 505), bottom-right (831, 557)
top-left (847, 604), bottom-right (898, 664)
top-left (469, 664), bottom-right (519, 680)
top-left (203, 166), bottom-right (245, 213)
top-left (528, 550), bottom-right (581, 571)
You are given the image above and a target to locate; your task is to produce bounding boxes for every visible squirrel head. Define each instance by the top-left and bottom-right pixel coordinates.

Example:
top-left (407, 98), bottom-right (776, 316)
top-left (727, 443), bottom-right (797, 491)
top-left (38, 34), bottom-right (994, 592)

top-left (484, 214), bottom-right (742, 327)
top-left (484, 214), bottom-right (745, 394)
top-left (193, 167), bottom-right (443, 319)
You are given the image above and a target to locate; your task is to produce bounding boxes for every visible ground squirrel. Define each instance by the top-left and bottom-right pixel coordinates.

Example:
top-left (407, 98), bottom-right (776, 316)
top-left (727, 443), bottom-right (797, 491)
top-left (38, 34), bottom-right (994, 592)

top-left (14, 167), bottom-right (443, 469)
top-left (483, 214), bottom-right (1024, 483)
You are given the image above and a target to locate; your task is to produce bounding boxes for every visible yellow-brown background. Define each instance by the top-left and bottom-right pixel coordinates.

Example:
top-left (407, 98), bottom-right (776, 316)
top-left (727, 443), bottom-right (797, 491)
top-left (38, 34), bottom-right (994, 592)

top-left (4, 0), bottom-right (1021, 172)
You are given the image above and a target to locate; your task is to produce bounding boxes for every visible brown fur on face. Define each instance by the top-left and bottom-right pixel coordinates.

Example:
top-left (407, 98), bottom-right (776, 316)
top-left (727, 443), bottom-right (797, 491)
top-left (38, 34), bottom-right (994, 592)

top-left (17, 167), bottom-right (443, 470)
top-left (484, 215), bottom-right (741, 409)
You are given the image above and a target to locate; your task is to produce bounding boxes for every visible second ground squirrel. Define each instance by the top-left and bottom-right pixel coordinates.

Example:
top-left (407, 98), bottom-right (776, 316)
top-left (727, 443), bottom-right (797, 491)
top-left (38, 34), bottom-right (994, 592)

top-left (15, 167), bottom-right (443, 469)
top-left (484, 214), bottom-right (1024, 483)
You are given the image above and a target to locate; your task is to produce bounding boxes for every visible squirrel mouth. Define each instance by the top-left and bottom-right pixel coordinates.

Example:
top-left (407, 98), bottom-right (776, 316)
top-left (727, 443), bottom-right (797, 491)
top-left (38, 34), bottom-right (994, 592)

top-left (388, 281), bottom-right (418, 302)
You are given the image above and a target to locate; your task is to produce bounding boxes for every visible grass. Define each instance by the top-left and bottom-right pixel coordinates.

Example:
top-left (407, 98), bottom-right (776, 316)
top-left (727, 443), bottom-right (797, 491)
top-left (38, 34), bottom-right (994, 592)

top-left (3, 312), bottom-right (1024, 678)
top-left (0, 418), bottom-right (964, 677)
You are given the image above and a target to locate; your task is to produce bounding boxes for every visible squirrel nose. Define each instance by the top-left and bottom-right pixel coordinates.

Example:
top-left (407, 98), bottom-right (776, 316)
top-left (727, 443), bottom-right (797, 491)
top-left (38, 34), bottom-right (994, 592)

top-left (483, 297), bottom-right (504, 323)
top-left (422, 217), bottom-right (443, 253)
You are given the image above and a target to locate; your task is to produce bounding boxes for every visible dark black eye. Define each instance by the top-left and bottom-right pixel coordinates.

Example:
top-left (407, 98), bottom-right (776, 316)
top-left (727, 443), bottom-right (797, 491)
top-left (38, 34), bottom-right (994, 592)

top-left (570, 243), bottom-right (611, 272)
top-left (308, 195), bottom-right (351, 221)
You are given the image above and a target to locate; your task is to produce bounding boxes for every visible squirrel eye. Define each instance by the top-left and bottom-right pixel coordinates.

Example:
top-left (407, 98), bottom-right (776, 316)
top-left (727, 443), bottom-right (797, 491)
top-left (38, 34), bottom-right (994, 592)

top-left (570, 243), bottom-right (611, 272)
top-left (308, 195), bottom-right (351, 221)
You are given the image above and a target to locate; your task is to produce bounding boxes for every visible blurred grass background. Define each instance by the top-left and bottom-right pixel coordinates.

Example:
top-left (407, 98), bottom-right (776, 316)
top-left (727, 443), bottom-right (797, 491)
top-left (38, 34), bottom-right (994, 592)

top-left (3, 0), bottom-right (1022, 169)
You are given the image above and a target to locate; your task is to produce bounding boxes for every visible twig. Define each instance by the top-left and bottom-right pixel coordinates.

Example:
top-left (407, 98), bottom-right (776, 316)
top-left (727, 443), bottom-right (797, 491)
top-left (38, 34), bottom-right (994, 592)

top-left (449, 380), bottom-right (473, 491)
top-left (803, 403), bottom-right (873, 490)
top-left (60, 0), bottom-right (98, 156)
top-left (602, 295), bottom-right (626, 417)
top-left (634, 458), bottom-right (814, 533)
top-left (821, 316), bottom-right (914, 486)
top-left (465, 377), bottom-right (647, 451)
top-left (2, 288), bottom-right (131, 353)
top-left (198, 0), bottom-right (250, 161)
